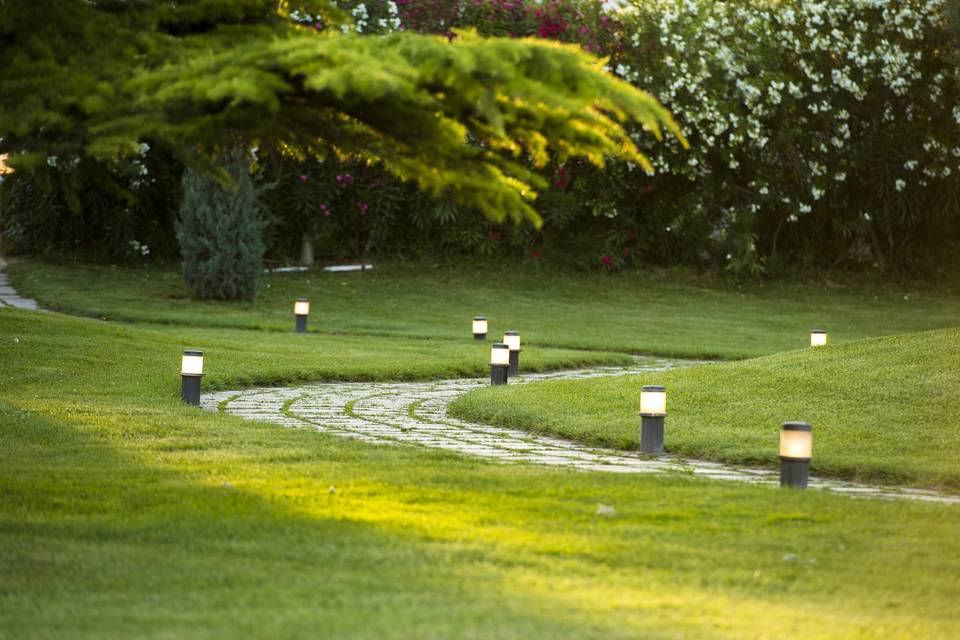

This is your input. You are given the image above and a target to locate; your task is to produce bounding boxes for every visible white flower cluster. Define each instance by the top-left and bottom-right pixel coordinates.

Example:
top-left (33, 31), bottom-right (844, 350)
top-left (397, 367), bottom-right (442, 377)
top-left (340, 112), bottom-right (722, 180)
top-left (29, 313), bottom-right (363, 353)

top-left (291, 1), bottom-right (401, 34)
top-left (128, 240), bottom-right (150, 257)
top-left (615, 0), bottom-right (959, 228)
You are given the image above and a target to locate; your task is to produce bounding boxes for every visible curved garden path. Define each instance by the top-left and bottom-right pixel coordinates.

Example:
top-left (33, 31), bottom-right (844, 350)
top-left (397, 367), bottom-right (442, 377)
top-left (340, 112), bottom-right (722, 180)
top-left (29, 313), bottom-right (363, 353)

top-left (202, 358), bottom-right (960, 505)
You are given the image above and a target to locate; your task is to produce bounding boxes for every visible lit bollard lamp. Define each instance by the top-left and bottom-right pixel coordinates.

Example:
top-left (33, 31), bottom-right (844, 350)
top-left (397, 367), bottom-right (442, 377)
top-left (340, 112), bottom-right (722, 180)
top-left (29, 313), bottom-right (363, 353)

top-left (503, 331), bottom-right (521, 376)
top-left (180, 349), bottom-right (204, 406)
top-left (472, 316), bottom-right (488, 341)
top-left (780, 422), bottom-right (812, 489)
top-left (810, 329), bottom-right (827, 347)
top-left (490, 343), bottom-right (510, 385)
top-left (639, 385), bottom-right (666, 454)
top-left (294, 298), bottom-right (310, 333)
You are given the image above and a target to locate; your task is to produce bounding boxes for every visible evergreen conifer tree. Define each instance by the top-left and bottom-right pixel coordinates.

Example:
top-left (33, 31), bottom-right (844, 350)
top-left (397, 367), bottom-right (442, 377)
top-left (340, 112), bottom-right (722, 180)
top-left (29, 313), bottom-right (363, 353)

top-left (177, 154), bottom-right (265, 300)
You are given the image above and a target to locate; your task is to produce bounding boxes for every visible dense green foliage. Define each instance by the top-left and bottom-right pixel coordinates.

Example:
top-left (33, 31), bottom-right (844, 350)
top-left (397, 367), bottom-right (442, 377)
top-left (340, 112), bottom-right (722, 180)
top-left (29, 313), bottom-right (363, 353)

top-left (9, 259), bottom-right (960, 359)
top-left (3, 307), bottom-right (960, 637)
top-left (0, 0), bottom-right (679, 234)
top-left (262, 0), bottom-right (960, 274)
top-left (0, 149), bottom-right (182, 260)
top-left (3, 0), bottom-right (958, 277)
top-left (451, 328), bottom-right (960, 490)
top-left (177, 156), bottom-right (265, 300)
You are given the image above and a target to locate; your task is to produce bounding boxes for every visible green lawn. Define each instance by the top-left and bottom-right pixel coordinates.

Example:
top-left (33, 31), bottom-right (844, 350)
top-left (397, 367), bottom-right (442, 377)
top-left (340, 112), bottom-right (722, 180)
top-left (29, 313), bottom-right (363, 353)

top-left (2, 307), bottom-right (960, 638)
top-left (450, 327), bottom-right (960, 491)
top-left (9, 259), bottom-right (960, 358)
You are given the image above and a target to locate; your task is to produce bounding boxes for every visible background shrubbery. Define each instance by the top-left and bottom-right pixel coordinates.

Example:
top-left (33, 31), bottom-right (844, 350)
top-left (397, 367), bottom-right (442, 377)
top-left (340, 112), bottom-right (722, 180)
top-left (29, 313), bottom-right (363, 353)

top-left (3, 0), bottom-right (959, 277)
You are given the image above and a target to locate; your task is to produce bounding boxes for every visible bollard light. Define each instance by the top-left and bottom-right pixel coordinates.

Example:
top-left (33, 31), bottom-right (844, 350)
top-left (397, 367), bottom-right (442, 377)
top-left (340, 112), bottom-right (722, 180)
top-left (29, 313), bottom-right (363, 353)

top-left (639, 385), bottom-right (666, 454)
top-left (810, 330), bottom-right (827, 347)
top-left (780, 422), bottom-right (812, 489)
top-left (490, 342), bottom-right (510, 385)
top-left (504, 331), bottom-right (521, 376)
top-left (180, 349), bottom-right (204, 406)
top-left (294, 298), bottom-right (310, 333)
top-left (473, 316), bottom-right (488, 340)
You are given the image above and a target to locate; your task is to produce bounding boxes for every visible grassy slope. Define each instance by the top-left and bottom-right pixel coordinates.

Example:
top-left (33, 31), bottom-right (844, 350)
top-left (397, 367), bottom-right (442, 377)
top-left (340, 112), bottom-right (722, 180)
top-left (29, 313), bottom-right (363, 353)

top-left (450, 327), bottom-right (960, 490)
top-left (2, 308), bottom-right (960, 637)
top-left (9, 259), bottom-right (960, 358)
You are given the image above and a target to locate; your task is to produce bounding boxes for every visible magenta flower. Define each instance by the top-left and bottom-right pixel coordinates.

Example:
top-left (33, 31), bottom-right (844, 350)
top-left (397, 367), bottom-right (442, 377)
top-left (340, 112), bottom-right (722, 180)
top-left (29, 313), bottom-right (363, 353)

top-left (298, 174), bottom-right (308, 182)
top-left (358, 202), bottom-right (368, 216)
top-left (600, 255), bottom-right (612, 266)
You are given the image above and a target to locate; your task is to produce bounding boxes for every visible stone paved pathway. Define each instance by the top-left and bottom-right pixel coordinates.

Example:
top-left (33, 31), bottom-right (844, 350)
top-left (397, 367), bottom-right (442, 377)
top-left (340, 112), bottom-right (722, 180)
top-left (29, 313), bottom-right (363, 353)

top-left (203, 359), bottom-right (960, 505)
top-left (0, 255), bottom-right (40, 310)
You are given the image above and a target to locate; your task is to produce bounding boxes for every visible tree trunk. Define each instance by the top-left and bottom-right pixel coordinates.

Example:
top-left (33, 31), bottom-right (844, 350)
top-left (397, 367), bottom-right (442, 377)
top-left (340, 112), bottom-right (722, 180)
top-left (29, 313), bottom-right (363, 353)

top-left (299, 232), bottom-right (314, 267)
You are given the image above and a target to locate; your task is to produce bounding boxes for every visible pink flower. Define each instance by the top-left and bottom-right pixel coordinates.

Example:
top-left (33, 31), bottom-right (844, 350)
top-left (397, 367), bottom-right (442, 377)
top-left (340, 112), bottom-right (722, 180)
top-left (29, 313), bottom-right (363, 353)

top-left (298, 174), bottom-right (308, 182)
top-left (553, 166), bottom-right (569, 189)
top-left (335, 173), bottom-right (354, 186)
top-left (600, 255), bottom-right (612, 266)
top-left (357, 202), bottom-right (368, 216)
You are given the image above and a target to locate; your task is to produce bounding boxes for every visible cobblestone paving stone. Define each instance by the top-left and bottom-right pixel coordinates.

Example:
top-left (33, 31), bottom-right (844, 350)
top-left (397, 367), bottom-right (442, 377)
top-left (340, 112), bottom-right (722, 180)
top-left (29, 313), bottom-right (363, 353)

top-left (204, 358), bottom-right (960, 505)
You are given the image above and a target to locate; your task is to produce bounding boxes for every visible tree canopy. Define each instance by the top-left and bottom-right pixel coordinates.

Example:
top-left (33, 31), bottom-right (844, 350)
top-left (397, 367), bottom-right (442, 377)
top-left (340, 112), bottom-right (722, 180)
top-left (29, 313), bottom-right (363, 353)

top-left (0, 0), bottom-right (683, 225)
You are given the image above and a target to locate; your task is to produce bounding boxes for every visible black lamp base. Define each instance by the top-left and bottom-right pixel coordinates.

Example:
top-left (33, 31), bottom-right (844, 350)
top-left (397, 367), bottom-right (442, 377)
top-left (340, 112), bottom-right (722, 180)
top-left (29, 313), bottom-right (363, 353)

top-left (474, 333), bottom-right (487, 341)
top-left (640, 415), bottom-right (665, 454)
top-left (508, 350), bottom-right (520, 376)
top-left (490, 364), bottom-right (508, 386)
top-left (780, 458), bottom-right (810, 489)
top-left (181, 375), bottom-right (202, 406)
top-left (295, 315), bottom-right (308, 333)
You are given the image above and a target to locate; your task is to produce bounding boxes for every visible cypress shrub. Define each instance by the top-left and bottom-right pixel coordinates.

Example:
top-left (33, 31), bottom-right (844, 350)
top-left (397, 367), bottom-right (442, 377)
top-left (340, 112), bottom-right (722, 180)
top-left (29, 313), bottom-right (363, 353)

top-left (177, 154), bottom-right (265, 300)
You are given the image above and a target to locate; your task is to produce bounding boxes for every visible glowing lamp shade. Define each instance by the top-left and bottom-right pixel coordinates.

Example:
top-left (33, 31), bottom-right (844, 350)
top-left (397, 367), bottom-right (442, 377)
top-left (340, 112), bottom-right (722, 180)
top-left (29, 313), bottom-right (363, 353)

top-left (473, 316), bottom-right (488, 335)
top-left (503, 331), bottom-right (521, 351)
top-left (181, 350), bottom-right (204, 376)
top-left (490, 343), bottom-right (511, 366)
top-left (640, 385), bottom-right (666, 416)
top-left (294, 298), bottom-right (310, 316)
top-left (810, 330), bottom-right (827, 347)
top-left (780, 422), bottom-right (812, 460)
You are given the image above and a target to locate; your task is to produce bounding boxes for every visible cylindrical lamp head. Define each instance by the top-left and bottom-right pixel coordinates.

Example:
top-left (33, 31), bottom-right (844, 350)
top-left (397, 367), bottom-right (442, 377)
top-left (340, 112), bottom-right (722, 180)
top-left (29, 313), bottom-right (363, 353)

top-left (473, 316), bottom-right (488, 336)
top-left (490, 343), bottom-right (511, 366)
top-left (810, 330), bottom-right (827, 347)
top-left (503, 331), bottom-right (521, 351)
top-left (294, 298), bottom-right (310, 316)
top-left (640, 385), bottom-right (666, 416)
top-left (181, 349), bottom-right (204, 376)
top-left (780, 422), bottom-right (812, 460)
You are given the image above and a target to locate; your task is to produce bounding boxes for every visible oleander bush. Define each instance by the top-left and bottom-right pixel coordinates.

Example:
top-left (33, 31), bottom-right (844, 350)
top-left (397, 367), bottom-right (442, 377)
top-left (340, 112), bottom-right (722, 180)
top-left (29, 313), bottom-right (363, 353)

top-left (616, 0), bottom-right (960, 274)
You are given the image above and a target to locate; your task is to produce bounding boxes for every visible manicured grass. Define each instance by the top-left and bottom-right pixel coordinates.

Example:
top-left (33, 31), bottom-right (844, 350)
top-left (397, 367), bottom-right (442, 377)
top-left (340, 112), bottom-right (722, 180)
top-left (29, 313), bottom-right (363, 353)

top-left (2, 308), bottom-right (960, 638)
top-left (450, 327), bottom-right (960, 491)
top-left (9, 259), bottom-right (960, 358)
top-left (0, 311), bottom-right (627, 391)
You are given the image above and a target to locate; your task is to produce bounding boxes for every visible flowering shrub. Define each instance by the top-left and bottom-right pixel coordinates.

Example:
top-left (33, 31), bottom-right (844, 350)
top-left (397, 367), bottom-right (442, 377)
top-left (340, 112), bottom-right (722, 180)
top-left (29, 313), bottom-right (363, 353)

top-left (614, 0), bottom-right (960, 273)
